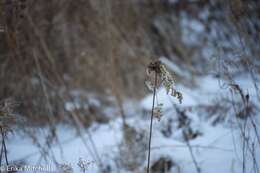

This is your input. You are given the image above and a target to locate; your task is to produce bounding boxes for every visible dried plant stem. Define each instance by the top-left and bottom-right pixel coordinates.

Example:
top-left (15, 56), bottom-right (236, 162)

top-left (147, 72), bottom-right (158, 173)
top-left (183, 131), bottom-right (201, 173)
top-left (0, 135), bottom-right (3, 166)
top-left (0, 127), bottom-right (8, 166)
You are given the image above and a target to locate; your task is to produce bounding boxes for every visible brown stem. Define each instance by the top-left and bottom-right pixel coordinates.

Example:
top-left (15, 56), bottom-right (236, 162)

top-left (147, 72), bottom-right (158, 173)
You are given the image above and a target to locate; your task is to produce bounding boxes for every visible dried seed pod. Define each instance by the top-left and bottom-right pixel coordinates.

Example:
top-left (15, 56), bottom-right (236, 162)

top-left (145, 61), bottom-right (163, 89)
top-left (147, 60), bottom-right (162, 74)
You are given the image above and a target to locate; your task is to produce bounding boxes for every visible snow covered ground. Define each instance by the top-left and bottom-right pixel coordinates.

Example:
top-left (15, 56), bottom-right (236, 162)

top-left (6, 75), bottom-right (260, 173)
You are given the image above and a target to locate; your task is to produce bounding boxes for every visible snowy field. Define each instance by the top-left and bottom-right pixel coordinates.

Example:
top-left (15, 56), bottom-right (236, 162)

top-left (6, 75), bottom-right (260, 173)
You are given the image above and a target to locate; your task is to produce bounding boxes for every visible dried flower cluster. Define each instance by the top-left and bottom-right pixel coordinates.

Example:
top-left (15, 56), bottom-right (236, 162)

top-left (145, 60), bottom-right (183, 121)
top-left (146, 60), bottom-right (183, 104)
top-left (160, 65), bottom-right (183, 104)
top-left (153, 103), bottom-right (163, 121)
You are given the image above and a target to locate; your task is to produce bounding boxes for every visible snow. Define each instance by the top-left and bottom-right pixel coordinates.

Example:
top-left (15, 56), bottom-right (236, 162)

top-left (6, 75), bottom-right (260, 173)
top-left (160, 57), bottom-right (190, 78)
top-left (141, 86), bottom-right (197, 110)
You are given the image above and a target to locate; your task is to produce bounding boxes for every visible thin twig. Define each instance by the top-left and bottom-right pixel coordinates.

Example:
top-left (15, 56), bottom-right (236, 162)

top-left (230, 89), bottom-right (260, 173)
top-left (0, 127), bottom-right (8, 165)
top-left (0, 133), bottom-right (3, 166)
top-left (183, 131), bottom-right (201, 173)
top-left (147, 71), bottom-right (157, 173)
top-left (151, 144), bottom-right (233, 152)
top-left (171, 103), bottom-right (201, 173)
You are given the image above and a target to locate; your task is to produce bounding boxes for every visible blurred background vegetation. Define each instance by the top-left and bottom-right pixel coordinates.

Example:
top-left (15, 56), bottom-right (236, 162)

top-left (0, 0), bottom-right (260, 125)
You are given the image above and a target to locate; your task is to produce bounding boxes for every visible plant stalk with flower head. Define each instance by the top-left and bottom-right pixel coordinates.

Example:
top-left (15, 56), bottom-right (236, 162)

top-left (145, 60), bottom-right (182, 173)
